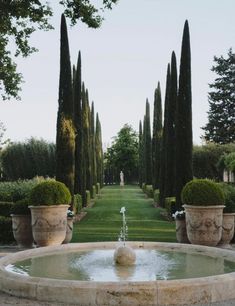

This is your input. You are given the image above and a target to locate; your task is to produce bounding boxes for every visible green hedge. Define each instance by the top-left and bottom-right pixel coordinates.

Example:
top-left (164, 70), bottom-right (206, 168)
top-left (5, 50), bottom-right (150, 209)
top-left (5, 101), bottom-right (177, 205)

top-left (0, 177), bottom-right (44, 202)
top-left (0, 201), bottom-right (14, 217)
top-left (219, 183), bottom-right (235, 213)
top-left (0, 216), bottom-right (14, 244)
top-left (145, 185), bottom-right (153, 198)
top-left (181, 179), bottom-right (225, 206)
top-left (142, 183), bottom-right (146, 193)
top-left (154, 189), bottom-right (160, 205)
top-left (86, 190), bottom-right (91, 206)
top-left (11, 198), bottom-right (31, 215)
top-left (74, 194), bottom-right (82, 214)
top-left (165, 197), bottom-right (176, 218)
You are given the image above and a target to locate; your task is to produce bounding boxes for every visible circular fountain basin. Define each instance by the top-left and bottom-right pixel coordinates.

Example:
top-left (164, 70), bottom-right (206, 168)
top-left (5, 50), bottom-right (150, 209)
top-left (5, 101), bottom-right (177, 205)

top-left (1, 242), bottom-right (235, 305)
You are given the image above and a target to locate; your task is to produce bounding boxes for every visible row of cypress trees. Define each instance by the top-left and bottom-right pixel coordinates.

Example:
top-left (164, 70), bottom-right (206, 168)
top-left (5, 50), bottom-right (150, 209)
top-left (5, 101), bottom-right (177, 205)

top-left (139, 20), bottom-right (193, 210)
top-left (56, 14), bottom-right (103, 206)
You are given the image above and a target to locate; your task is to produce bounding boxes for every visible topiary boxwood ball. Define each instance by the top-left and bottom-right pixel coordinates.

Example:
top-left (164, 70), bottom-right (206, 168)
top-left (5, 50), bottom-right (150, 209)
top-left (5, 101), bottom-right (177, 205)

top-left (30, 181), bottom-right (71, 206)
top-left (181, 179), bottom-right (225, 206)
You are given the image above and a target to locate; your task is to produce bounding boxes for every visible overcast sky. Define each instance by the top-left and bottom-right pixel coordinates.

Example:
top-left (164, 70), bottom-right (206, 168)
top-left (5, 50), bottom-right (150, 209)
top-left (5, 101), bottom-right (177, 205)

top-left (1, 0), bottom-right (235, 149)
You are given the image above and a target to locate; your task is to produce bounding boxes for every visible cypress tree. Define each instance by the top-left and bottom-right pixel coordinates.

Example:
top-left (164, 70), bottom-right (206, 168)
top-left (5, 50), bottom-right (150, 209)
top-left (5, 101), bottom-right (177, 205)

top-left (164, 51), bottom-right (177, 197)
top-left (91, 102), bottom-right (97, 189)
top-left (159, 64), bottom-right (171, 206)
top-left (56, 14), bottom-right (75, 197)
top-left (142, 115), bottom-right (146, 184)
top-left (138, 120), bottom-right (143, 187)
top-left (152, 82), bottom-right (162, 190)
top-left (95, 113), bottom-right (103, 187)
top-left (144, 99), bottom-right (152, 185)
top-left (85, 89), bottom-right (92, 194)
top-left (175, 20), bottom-right (193, 209)
top-left (74, 51), bottom-right (82, 195)
top-left (81, 83), bottom-right (87, 206)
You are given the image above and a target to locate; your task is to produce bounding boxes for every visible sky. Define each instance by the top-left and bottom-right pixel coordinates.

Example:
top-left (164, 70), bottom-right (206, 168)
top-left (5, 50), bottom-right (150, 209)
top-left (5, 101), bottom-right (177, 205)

top-left (1, 0), bottom-right (235, 149)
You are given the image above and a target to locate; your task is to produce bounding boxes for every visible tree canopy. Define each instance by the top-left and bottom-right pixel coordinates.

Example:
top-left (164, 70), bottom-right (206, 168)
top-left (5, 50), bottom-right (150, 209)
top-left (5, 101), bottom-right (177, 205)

top-left (104, 124), bottom-right (139, 183)
top-left (0, 0), bottom-right (118, 100)
top-left (202, 48), bottom-right (235, 144)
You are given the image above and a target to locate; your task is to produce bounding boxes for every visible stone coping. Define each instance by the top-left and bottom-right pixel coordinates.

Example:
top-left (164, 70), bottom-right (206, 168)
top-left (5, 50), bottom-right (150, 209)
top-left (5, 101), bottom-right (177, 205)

top-left (1, 242), bottom-right (235, 305)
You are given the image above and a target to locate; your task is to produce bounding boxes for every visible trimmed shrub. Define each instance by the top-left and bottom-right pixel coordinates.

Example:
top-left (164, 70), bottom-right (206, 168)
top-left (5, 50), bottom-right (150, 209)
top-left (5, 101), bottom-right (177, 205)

top-left (154, 189), bottom-right (160, 205)
top-left (96, 183), bottom-right (100, 195)
top-left (165, 197), bottom-right (176, 217)
top-left (181, 179), bottom-right (225, 206)
top-left (0, 201), bottom-right (14, 217)
top-left (145, 185), bottom-right (153, 198)
top-left (219, 183), bottom-right (235, 213)
top-left (142, 183), bottom-right (146, 193)
top-left (74, 194), bottom-right (82, 214)
top-left (86, 190), bottom-right (91, 206)
top-left (0, 216), bottom-right (14, 243)
top-left (11, 198), bottom-right (31, 215)
top-left (91, 185), bottom-right (96, 199)
top-left (30, 180), bottom-right (71, 206)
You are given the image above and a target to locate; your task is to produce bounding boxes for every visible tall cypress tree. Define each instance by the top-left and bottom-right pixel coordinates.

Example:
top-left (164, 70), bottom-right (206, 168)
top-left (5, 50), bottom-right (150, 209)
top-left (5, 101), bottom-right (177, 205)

top-left (142, 115), bottom-right (146, 184)
top-left (74, 51), bottom-right (82, 195)
top-left (175, 20), bottom-right (193, 209)
top-left (95, 113), bottom-right (103, 187)
top-left (81, 83), bottom-right (87, 206)
top-left (159, 64), bottom-right (171, 206)
top-left (164, 51), bottom-right (177, 197)
top-left (152, 82), bottom-right (162, 190)
top-left (84, 89), bottom-right (92, 194)
top-left (144, 99), bottom-right (152, 185)
top-left (56, 14), bottom-right (75, 197)
top-left (138, 120), bottom-right (143, 187)
top-left (91, 102), bottom-right (97, 193)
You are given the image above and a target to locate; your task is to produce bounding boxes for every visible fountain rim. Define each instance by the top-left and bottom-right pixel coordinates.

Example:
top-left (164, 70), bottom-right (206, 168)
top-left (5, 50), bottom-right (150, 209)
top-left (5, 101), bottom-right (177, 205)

top-left (1, 241), bottom-right (235, 305)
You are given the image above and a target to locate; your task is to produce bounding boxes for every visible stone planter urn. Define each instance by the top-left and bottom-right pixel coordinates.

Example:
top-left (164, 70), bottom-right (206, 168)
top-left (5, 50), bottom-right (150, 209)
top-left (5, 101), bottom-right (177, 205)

top-left (183, 205), bottom-right (224, 246)
top-left (29, 205), bottom-right (69, 247)
top-left (175, 219), bottom-right (189, 243)
top-left (218, 213), bottom-right (235, 248)
top-left (11, 214), bottom-right (34, 248)
top-left (63, 217), bottom-right (74, 244)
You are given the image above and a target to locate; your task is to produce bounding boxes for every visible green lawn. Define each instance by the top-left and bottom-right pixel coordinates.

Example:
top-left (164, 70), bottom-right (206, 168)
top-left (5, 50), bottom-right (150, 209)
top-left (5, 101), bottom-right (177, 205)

top-left (72, 185), bottom-right (176, 243)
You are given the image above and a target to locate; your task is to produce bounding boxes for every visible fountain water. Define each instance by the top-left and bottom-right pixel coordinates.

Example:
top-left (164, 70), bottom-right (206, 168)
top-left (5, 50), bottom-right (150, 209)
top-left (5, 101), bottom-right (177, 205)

top-left (114, 206), bottom-right (136, 265)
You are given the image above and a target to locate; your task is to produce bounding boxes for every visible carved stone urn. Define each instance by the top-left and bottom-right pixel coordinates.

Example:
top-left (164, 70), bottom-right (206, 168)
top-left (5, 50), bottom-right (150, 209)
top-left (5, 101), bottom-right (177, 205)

top-left (175, 219), bottom-right (189, 243)
top-left (11, 214), bottom-right (34, 248)
top-left (218, 213), bottom-right (235, 248)
top-left (183, 205), bottom-right (224, 246)
top-left (29, 205), bottom-right (69, 247)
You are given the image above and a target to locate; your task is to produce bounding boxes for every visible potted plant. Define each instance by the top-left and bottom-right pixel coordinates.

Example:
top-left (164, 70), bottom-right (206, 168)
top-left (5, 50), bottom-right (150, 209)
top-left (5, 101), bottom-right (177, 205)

top-left (29, 180), bottom-right (71, 247)
top-left (11, 198), bottom-right (34, 248)
top-left (218, 183), bottom-right (235, 248)
top-left (63, 209), bottom-right (74, 244)
top-left (172, 210), bottom-right (189, 243)
top-left (181, 179), bottom-right (225, 246)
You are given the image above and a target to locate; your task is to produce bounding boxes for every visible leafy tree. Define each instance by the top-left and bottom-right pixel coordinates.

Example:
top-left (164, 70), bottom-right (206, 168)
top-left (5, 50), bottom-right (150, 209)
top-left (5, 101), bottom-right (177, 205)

top-left (152, 82), bottom-right (162, 190)
top-left (144, 99), bottom-right (152, 185)
top-left (0, 0), bottom-right (117, 100)
top-left (175, 20), bottom-right (193, 209)
top-left (202, 48), bottom-right (235, 144)
top-left (105, 124), bottom-right (139, 183)
top-left (56, 14), bottom-right (75, 196)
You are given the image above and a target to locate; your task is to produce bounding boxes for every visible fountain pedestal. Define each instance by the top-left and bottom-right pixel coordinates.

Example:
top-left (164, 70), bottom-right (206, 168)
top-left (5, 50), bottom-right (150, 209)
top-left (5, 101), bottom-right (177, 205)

top-left (114, 245), bottom-right (136, 265)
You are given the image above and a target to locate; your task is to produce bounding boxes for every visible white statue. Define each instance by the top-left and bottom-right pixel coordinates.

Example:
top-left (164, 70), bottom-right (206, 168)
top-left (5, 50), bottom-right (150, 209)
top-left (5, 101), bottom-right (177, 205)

top-left (120, 171), bottom-right (124, 186)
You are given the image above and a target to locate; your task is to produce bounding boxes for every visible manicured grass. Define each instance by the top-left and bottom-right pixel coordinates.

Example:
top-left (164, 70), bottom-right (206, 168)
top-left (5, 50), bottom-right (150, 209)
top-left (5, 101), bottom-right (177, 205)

top-left (72, 185), bottom-right (176, 243)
